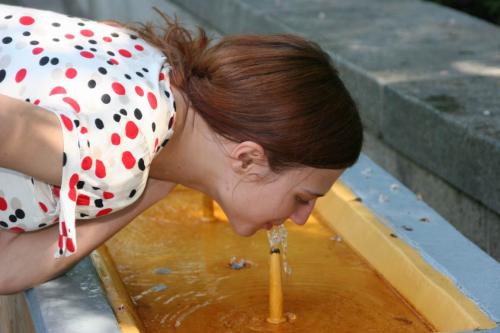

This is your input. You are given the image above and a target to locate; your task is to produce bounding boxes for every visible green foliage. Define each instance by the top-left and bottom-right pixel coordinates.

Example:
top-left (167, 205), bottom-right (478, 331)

top-left (427, 0), bottom-right (500, 25)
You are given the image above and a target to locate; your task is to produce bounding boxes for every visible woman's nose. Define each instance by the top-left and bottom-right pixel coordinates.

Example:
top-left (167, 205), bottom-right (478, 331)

top-left (290, 201), bottom-right (315, 226)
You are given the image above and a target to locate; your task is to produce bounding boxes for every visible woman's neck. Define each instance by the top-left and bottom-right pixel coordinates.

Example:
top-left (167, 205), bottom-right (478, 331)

top-left (149, 85), bottom-right (224, 199)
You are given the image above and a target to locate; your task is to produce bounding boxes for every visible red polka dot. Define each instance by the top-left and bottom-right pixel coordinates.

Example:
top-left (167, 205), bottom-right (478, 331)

top-left (58, 234), bottom-right (63, 249)
top-left (60, 114), bottom-right (73, 131)
top-left (103, 192), bottom-right (114, 199)
top-left (61, 221), bottom-right (68, 236)
top-left (65, 68), bottom-right (77, 79)
top-left (80, 29), bottom-right (94, 37)
top-left (15, 68), bottom-right (27, 83)
top-left (68, 188), bottom-right (77, 201)
top-left (109, 58), bottom-right (119, 65)
top-left (19, 16), bottom-right (34, 25)
top-left (95, 159), bottom-right (106, 178)
top-left (65, 33), bottom-right (75, 39)
top-left (52, 186), bottom-right (60, 198)
top-left (34, 99), bottom-right (40, 105)
top-left (77, 194), bottom-right (90, 206)
top-left (122, 151), bottom-right (136, 169)
top-left (112, 82), bottom-right (126, 95)
top-left (111, 133), bottom-right (121, 145)
top-left (134, 44), bottom-right (144, 51)
top-left (10, 227), bottom-right (25, 233)
top-left (159, 72), bottom-right (165, 81)
top-left (118, 49), bottom-right (132, 58)
top-left (0, 197), bottom-right (7, 211)
top-left (125, 121), bottom-right (139, 139)
top-left (81, 156), bottom-right (93, 170)
top-left (66, 238), bottom-right (75, 252)
top-left (154, 138), bottom-right (159, 150)
top-left (96, 208), bottom-right (113, 217)
top-left (39, 202), bottom-right (48, 213)
top-left (62, 97), bottom-right (81, 113)
top-left (103, 36), bottom-right (112, 42)
top-left (69, 173), bottom-right (79, 186)
top-left (135, 86), bottom-right (144, 96)
top-left (147, 92), bottom-right (157, 109)
top-left (80, 127), bottom-right (88, 134)
top-left (32, 47), bottom-right (43, 55)
top-left (49, 86), bottom-right (66, 96)
top-left (80, 51), bottom-right (94, 59)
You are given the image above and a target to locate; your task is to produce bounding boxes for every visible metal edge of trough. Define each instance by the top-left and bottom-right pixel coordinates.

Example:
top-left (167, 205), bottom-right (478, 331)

top-left (21, 153), bottom-right (500, 333)
top-left (340, 154), bottom-right (500, 333)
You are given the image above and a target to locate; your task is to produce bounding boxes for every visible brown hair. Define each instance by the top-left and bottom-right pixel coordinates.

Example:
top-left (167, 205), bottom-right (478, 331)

top-left (123, 9), bottom-right (363, 172)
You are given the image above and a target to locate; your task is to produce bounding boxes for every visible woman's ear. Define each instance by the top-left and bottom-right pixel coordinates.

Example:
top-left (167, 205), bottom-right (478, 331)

top-left (229, 141), bottom-right (269, 176)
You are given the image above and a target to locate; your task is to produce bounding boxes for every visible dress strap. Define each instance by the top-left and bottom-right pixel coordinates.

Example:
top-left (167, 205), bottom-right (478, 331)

top-left (52, 110), bottom-right (81, 258)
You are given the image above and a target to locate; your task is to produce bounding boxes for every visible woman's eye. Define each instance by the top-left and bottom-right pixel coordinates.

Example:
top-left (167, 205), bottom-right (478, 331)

top-left (295, 197), bottom-right (310, 205)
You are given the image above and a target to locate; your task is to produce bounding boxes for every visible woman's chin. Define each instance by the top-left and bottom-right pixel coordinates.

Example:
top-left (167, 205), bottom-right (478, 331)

top-left (229, 220), bottom-right (259, 237)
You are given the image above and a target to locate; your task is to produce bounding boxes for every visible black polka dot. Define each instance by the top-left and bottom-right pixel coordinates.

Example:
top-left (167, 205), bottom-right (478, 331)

top-left (30, 40), bottom-right (39, 45)
top-left (50, 57), bottom-right (59, 65)
top-left (52, 38), bottom-right (60, 42)
top-left (74, 119), bottom-right (80, 127)
top-left (111, 32), bottom-right (119, 37)
top-left (0, 221), bottom-right (8, 228)
top-left (63, 152), bottom-right (67, 166)
top-left (75, 45), bottom-right (84, 50)
top-left (136, 71), bottom-right (144, 78)
top-left (78, 22), bottom-right (85, 26)
top-left (39, 56), bottom-right (50, 66)
top-left (15, 209), bottom-right (25, 219)
top-left (101, 94), bottom-right (111, 104)
top-left (164, 90), bottom-right (170, 98)
top-left (107, 51), bottom-right (115, 56)
top-left (129, 189), bottom-right (136, 198)
top-left (119, 108), bottom-right (127, 116)
top-left (173, 101), bottom-right (176, 111)
top-left (30, 177), bottom-right (34, 184)
top-left (88, 39), bottom-right (97, 44)
top-left (0, 69), bottom-right (6, 83)
top-left (138, 158), bottom-right (145, 171)
top-left (124, 74), bottom-right (131, 80)
top-left (38, 223), bottom-right (47, 228)
top-left (107, 60), bottom-right (114, 66)
top-left (134, 108), bottom-right (142, 120)
top-left (113, 114), bottom-right (121, 122)
top-left (142, 67), bottom-right (149, 72)
top-left (95, 199), bottom-right (104, 208)
top-left (52, 22), bottom-right (61, 27)
top-left (4, 15), bottom-right (12, 19)
top-left (90, 47), bottom-right (97, 52)
top-left (2, 36), bottom-right (12, 44)
top-left (77, 180), bottom-right (85, 189)
top-left (161, 139), bottom-right (169, 147)
top-left (92, 186), bottom-right (100, 190)
top-left (130, 34), bottom-right (138, 39)
top-left (95, 118), bottom-right (104, 129)
top-left (23, 31), bottom-right (30, 36)
top-left (80, 213), bottom-right (89, 218)
top-left (98, 67), bottom-right (107, 75)
top-left (152, 122), bottom-right (156, 132)
top-left (8, 215), bottom-right (17, 223)
top-left (88, 79), bottom-right (96, 88)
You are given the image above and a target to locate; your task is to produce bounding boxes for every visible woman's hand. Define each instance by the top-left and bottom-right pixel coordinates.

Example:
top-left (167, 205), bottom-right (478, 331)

top-left (0, 178), bottom-right (176, 295)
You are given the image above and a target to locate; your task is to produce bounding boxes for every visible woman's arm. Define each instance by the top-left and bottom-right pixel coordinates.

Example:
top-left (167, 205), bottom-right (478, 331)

top-left (0, 93), bottom-right (63, 186)
top-left (0, 178), bottom-right (176, 295)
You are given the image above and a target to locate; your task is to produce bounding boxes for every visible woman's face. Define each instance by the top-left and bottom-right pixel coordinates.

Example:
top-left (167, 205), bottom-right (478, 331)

top-left (216, 165), bottom-right (344, 236)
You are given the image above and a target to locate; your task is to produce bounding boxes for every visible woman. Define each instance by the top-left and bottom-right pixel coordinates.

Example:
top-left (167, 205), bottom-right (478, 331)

top-left (0, 5), bottom-right (362, 294)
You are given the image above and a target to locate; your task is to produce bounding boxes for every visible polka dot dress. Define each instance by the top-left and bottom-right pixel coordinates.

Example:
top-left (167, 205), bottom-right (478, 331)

top-left (0, 4), bottom-right (177, 258)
